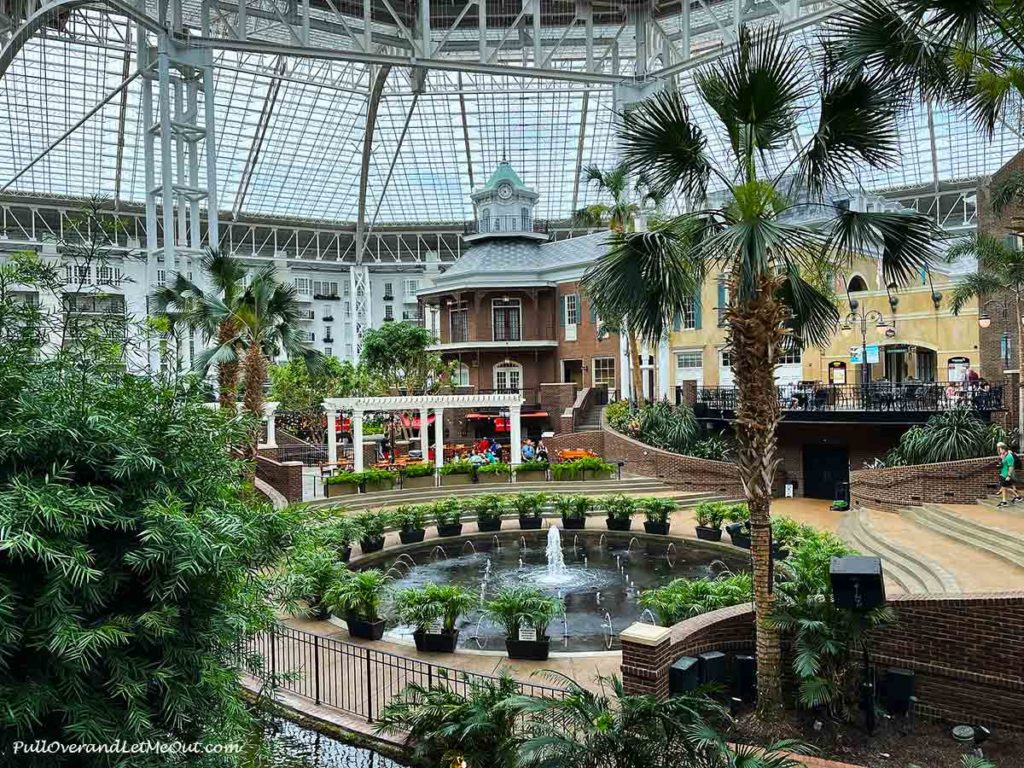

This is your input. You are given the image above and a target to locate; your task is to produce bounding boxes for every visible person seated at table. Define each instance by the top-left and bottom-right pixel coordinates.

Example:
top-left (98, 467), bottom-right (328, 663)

top-left (476, 436), bottom-right (490, 454)
top-left (468, 449), bottom-right (487, 466)
top-left (536, 440), bottom-right (549, 462)
top-left (522, 440), bottom-right (535, 460)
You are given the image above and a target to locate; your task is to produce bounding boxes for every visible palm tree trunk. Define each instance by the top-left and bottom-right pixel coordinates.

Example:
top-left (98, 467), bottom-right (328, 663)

top-left (217, 320), bottom-right (239, 410)
top-left (727, 276), bottom-right (789, 715)
top-left (628, 333), bottom-right (645, 406)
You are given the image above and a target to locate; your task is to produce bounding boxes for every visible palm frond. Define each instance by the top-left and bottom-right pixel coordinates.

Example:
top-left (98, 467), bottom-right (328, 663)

top-left (948, 271), bottom-right (1006, 315)
top-left (825, 209), bottom-right (939, 287)
top-left (991, 169), bottom-right (1024, 214)
top-left (776, 264), bottom-right (840, 348)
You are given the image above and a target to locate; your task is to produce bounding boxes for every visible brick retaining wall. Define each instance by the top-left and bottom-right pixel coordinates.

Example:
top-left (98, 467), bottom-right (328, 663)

top-left (255, 451), bottom-right (304, 503)
top-left (622, 593), bottom-right (1024, 730)
top-left (849, 456), bottom-right (999, 511)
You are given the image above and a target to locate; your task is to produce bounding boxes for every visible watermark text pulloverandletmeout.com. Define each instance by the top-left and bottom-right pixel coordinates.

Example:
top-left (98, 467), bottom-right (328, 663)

top-left (8, 739), bottom-right (242, 757)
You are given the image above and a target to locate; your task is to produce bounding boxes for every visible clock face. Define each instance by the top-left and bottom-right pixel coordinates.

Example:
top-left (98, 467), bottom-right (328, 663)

top-left (497, 183), bottom-right (513, 200)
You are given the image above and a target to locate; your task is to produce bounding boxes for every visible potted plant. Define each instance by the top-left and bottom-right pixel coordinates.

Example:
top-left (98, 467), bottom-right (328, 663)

top-left (285, 542), bottom-right (347, 620)
top-left (392, 505), bottom-right (428, 545)
top-left (724, 504), bottom-right (750, 549)
top-left (476, 462), bottom-right (511, 485)
top-left (694, 501), bottom-right (726, 542)
top-left (469, 494), bottom-right (505, 532)
top-left (440, 460), bottom-right (475, 486)
top-left (401, 462), bottom-right (436, 490)
top-left (324, 470), bottom-right (362, 497)
top-left (361, 468), bottom-right (397, 494)
top-left (641, 497), bottom-right (675, 535)
top-left (394, 584), bottom-right (477, 653)
top-left (326, 569), bottom-right (390, 640)
top-left (432, 497), bottom-right (463, 537)
top-left (313, 514), bottom-right (359, 562)
top-left (355, 510), bottom-right (387, 553)
top-left (551, 461), bottom-right (582, 482)
top-left (485, 586), bottom-right (561, 661)
top-left (556, 494), bottom-right (590, 529)
top-left (575, 456), bottom-right (616, 481)
top-left (603, 494), bottom-right (636, 532)
top-left (516, 459), bottom-right (550, 483)
top-left (771, 516), bottom-right (809, 561)
top-left (510, 492), bottom-right (547, 530)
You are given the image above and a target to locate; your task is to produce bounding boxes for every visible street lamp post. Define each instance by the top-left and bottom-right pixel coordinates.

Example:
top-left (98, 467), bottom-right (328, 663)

top-left (840, 298), bottom-right (894, 390)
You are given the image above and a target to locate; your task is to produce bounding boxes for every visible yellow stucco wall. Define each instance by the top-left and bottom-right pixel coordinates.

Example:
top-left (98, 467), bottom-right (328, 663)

top-left (668, 257), bottom-right (981, 390)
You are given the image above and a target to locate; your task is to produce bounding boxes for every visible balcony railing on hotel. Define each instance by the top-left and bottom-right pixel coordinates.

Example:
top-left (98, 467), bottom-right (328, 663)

top-left (463, 217), bottom-right (549, 236)
top-left (692, 382), bottom-right (1004, 415)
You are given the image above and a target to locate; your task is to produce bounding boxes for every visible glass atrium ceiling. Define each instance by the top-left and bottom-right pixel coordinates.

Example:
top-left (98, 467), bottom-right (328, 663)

top-left (0, 7), bottom-right (1020, 226)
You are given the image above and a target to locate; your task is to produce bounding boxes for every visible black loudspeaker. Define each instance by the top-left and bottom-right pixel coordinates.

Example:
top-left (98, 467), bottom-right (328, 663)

top-left (830, 556), bottom-right (886, 611)
top-left (698, 651), bottom-right (727, 687)
top-left (734, 655), bottom-right (757, 703)
top-left (883, 668), bottom-right (915, 715)
top-left (669, 656), bottom-right (699, 695)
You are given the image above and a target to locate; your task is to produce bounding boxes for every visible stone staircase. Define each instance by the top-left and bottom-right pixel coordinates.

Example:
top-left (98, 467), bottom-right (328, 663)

top-left (838, 507), bottom-right (958, 593)
top-left (308, 477), bottom-right (741, 513)
top-left (902, 503), bottom-right (1024, 573)
top-left (575, 404), bottom-right (604, 431)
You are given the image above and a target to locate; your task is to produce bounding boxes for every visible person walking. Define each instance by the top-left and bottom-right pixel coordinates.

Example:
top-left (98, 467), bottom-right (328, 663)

top-left (996, 442), bottom-right (1021, 507)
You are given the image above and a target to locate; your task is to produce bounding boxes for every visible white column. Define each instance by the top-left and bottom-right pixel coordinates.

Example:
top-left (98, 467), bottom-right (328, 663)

top-left (434, 408), bottom-right (445, 469)
top-left (509, 405), bottom-right (522, 466)
top-left (264, 402), bottom-right (279, 448)
top-left (658, 339), bottom-right (670, 401)
top-left (353, 409), bottom-right (364, 473)
top-left (619, 332), bottom-right (631, 402)
top-left (326, 409), bottom-right (338, 464)
top-left (420, 407), bottom-right (430, 460)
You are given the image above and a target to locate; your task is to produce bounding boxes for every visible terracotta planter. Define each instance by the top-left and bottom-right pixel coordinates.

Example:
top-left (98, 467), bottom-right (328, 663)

top-left (359, 535), bottom-right (386, 553)
top-left (644, 521), bottom-right (670, 535)
top-left (695, 526), bottom-right (723, 542)
top-left (561, 516), bottom-right (586, 530)
top-left (436, 522), bottom-right (463, 537)
top-left (477, 472), bottom-right (510, 484)
top-left (477, 517), bottom-right (502, 532)
top-left (515, 470), bottom-right (548, 483)
top-left (326, 482), bottom-right (358, 497)
top-left (506, 637), bottom-right (550, 660)
top-left (606, 517), bottom-right (632, 532)
top-left (402, 475), bottom-right (435, 490)
top-left (441, 473), bottom-right (473, 486)
top-left (413, 629), bottom-right (459, 653)
top-left (346, 614), bottom-right (386, 641)
top-left (518, 515), bottom-right (543, 530)
top-left (399, 527), bottom-right (426, 545)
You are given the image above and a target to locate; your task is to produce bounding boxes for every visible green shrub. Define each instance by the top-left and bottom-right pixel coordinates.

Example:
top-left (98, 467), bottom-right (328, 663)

top-left (476, 461), bottom-right (511, 476)
top-left (432, 497), bottom-right (461, 526)
top-left (304, 512), bottom-right (361, 548)
top-left (881, 407), bottom-right (1009, 466)
top-left (354, 510), bottom-right (387, 539)
top-left (393, 584), bottom-right (478, 633)
top-left (402, 462), bottom-right (435, 478)
top-left (390, 504), bottom-right (428, 530)
top-left (605, 398), bottom-right (732, 461)
top-left (440, 460), bottom-right (475, 476)
top-left (724, 503), bottom-right (749, 523)
top-left (556, 494), bottom-right (591, 521)
top-left (508, 492), bottom-right (548, 519)
top-left (325, 468), bottom-right (397, 486)
top-left (638, 573), bottom-right (753, 626)
top-left (641, 497), bottom-right (676, 524)
top-left (466, 494), bottom-right (506, 522)
top-left (284, 541), bottom-right (349, 617)
top-left (573, 456), bottom-right (616, 475)
top-left (484, 586), bottom-right (561, 639)
top-left (602, 494), bottom-right (637, 522)
top-left (326, 569), bottom-right (390, 622)
top-left (771, 516), bottom-right (814, 548)
top-left (518, 459), bottom-right (550, 472)
top-left (551, 462), bottom-right (581, 480)
top-left (604, 399), bottom-right (635, 433)
top-left (694, 501), bottom-right (728, 528)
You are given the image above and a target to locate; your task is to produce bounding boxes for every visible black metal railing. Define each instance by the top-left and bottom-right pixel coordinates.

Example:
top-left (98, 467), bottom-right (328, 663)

top-left (464, 217), bottom-right (549, 236)
top-left (693, 382), bottom-right (1004, 414)
top-left (240, 624), bottom-right (566, 724)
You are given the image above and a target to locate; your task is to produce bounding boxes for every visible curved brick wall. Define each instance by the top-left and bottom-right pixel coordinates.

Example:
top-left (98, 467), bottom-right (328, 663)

top-left (850, 456), bottom-right (998, 512)
top-left (547, 426), bottom-right (744, 495)
top-left (621, 593), bottom-right (1024, 730)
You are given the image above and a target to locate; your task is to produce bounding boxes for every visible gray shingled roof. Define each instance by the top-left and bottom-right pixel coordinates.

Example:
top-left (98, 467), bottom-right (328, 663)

top-left (437, 231), bottom-right (611, 286)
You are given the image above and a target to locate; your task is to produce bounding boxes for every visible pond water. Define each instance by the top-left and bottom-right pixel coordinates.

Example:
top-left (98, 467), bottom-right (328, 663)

top-left (246, 716), bottom-right (406, 768)
top-left (374, 528), bottom-right (749, 652)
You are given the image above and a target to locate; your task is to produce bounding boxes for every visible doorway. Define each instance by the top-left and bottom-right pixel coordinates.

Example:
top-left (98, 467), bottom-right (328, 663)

top-left (802, 445), bottom-right (849, 500)
top-left (562, 359), bottom-right (583, 387)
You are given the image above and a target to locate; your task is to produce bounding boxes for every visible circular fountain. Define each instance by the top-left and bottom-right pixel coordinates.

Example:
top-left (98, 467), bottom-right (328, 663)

top-left (367, 526), bottom-right (749, 654)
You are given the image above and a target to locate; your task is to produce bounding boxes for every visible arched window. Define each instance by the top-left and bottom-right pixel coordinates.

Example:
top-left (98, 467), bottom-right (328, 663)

top-left (493, 361), bottom-right (523, 392)
top-left (847, 275), bottom-right (868, 292)
top-left (480, 207), bottom-right (490, 232)
top-left (454, 363), bottom-right (471, 388)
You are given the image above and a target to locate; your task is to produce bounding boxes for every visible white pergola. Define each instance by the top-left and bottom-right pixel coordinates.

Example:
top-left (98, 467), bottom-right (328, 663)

top-left (323, 393), bottom-right (524, 472)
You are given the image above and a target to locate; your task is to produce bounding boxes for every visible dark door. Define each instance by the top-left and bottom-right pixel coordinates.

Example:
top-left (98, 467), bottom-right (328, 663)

top-left (563, 359), bottom-right (583, 387)
top-left (802, 445), bottom-right (849, 500)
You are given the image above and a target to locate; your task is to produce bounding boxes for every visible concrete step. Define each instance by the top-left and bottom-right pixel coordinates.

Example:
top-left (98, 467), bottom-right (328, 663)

top-left (904, 504), bottom-right (1024, 573)
top-left (839, 508), bottom-right (959, 593)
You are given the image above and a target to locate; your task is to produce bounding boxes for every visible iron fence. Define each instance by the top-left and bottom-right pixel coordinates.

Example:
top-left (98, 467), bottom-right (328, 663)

top-left (241, 624), bottom-right (567, 725)
top-left (692, 382), bottom-right (1004, 415)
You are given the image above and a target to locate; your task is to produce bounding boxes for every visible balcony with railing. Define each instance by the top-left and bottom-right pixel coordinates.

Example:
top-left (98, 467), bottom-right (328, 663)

top-left (463, 216), bottom-right (549, 237)
top-left (689, 382), bottom-right (1004, 423)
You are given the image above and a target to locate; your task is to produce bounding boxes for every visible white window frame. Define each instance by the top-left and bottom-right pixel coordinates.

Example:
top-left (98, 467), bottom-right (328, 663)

top-left (294, 277), bottom-right (311, 295)
top-left (449, 300), bottom-right (469, 342)
top-left (493, 361), bottom-right (523, 392)
top-left (565, 294), bottom-right (579, 325)
top-left (592, 357), bottom-right (615, 387)
top-left (454, 363), bottom-right (471, 387)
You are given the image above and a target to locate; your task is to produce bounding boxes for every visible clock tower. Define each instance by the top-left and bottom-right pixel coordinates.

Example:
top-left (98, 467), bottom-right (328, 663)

top-left (466, 160), bottom-right (547, 243)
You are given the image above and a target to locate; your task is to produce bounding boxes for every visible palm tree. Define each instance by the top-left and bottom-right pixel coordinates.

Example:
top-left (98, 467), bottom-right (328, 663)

top-left (601, 25), bottom-right (939, 712)
top-left (948, 233), bottom-right (1024, 435)
top-left (151, 250), bottom-right (246, 409)
top-left (508, 672), bottom-right (811, 768)
top-left (576, 162), bottom-right (664, 404)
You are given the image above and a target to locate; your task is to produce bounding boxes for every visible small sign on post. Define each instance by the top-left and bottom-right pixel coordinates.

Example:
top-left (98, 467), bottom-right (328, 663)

top-left (518, 626), bottom-right (537, 642)
top-left (427, 619), bottom-right (444, 635)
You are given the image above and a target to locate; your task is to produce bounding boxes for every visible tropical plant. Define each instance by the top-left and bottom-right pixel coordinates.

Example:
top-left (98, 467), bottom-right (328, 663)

top-left (946, 233), bottom-right (1024, 435)
top-left (477, 461), bottom-right (511, 476)
top-left (467, 493), bottom-right (506, 522)
top-left (641, 497), bottom-right (676, 524)
top-left (393, 584), bottom-right (478, 634)
top-left (606, 399), bottom-right (730, 460)
top-left (440, 460), bottom-right (475, 476)
top-left (268, 356), bottom-right (372, 441)
top-left (771, 516), bottom-right (815, 550)
top-left (432, 497), bottom-right (462, 526)
top-left (508, 492), bottom-right (548, 519)
top-left (402, 461), bottom-right (436, 478)
top-left (485, 587), bottom-right (561, 640)
top-left (326, 569), bottom-right (390, 622)
top-left (724, 503), bottom-right (750, 523)
top-left (304, 512), bottom-right (361, 550)
top-left (694, 501), bottom-right (728, 529)
top-left (391, 504), bottom-right (428, 531)
top-left (375, 673), bottom-right (522, 768)
top-left (556, 494), bottom-right (591, 521)
top-left (591, 23), bottom-right (940, 711)
top-left (602, 494), bottom-right (638, 522)
top-left (509, 673), bottom-right (811, 768)
top-left (882, 407), bottom-right (1008, 466)
top-left (518, 458), bottom-right (550, 472)
top-left (284, 541), bottom-right (349, 618)
top-left (354, 510), bottom-right (387, 541)
top-left (325, 468), bottom-right (398, 487)
top-left (638, 573), bottom-right (754, 627)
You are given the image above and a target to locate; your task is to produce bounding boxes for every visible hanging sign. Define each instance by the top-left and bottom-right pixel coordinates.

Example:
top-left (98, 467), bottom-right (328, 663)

top-left (850, 345), bottom-right (879, 364)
